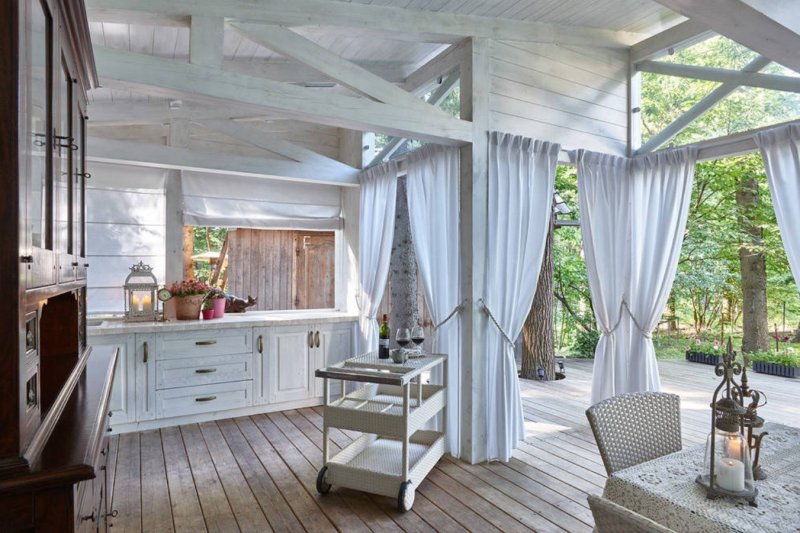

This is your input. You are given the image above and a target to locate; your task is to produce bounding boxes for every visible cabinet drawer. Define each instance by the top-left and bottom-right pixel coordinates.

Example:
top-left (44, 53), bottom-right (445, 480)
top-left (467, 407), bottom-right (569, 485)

top-left (156, 381), bottom-right (252, 419)
top-left (156, 328), bottom-right (252, 359)
top-left (156, 354), bottom-right (252, 390)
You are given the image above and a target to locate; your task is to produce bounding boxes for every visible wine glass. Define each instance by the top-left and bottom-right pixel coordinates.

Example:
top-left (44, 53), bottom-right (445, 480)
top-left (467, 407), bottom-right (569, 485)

top-left (411, 325), bottom-right (425, 353)
top-left (396, 328), bottom-right (411, 349)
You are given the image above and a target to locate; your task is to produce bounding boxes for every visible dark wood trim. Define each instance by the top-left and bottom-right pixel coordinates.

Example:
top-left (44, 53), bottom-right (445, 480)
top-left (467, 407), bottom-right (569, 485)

top-left (0, 0), bottom-right (21, 462)
top-left (56, 0), bottom-right (98, 91)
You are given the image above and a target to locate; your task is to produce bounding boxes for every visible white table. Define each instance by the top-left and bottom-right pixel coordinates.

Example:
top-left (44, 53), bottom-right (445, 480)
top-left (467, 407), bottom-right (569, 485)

top-left (604, 422), bottom-right (800, 533)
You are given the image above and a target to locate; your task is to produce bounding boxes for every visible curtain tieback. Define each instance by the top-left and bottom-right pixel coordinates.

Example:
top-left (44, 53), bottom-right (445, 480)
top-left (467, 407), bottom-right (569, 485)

top-left (600, 301), bottom-right (652, 339)
top-left (478, 298), bottom-right (515, 346)
top-left (433, 300), bottom-right (466, 331)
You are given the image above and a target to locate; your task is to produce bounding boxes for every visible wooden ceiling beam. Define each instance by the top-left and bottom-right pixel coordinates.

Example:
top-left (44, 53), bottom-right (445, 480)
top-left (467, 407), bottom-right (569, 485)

top-left (93, 46), bottom-right (472, 145)
top-left (637, 60), bottom-right (800, 93)
top-left (652, 0), bottom-right (800, 73)
top-left (85, 0), bottom-right (643, 47)
top-left (630, 19), bottom-right (713, 63)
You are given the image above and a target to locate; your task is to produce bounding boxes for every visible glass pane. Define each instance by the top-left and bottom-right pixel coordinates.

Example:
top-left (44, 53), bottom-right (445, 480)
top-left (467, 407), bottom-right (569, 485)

top-left (75, 112), bottom-right (84, 258)
top-left (29, 0), bottom-right (51, 249)
top-left (57, 57), bottom-right (72, 255)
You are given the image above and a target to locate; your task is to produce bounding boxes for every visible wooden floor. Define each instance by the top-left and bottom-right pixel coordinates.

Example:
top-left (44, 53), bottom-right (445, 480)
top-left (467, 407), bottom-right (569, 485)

top-left (107, 360), bottom-right (800, 532)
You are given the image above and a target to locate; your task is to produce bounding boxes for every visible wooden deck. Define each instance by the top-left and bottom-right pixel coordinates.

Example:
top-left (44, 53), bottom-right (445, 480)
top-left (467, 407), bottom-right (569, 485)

top-left (106, 360), bottom-right (800, 532)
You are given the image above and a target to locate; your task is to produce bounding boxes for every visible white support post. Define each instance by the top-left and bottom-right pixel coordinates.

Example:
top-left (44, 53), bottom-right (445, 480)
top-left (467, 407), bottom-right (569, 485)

top-left (627, 54), bottom-right (642, 156)
top-left (165, 118), bottom-right (189, 285)
top-left (190, 16), bottom-right (224, 68)
top-left (459, 38), bottom-right (490, 465)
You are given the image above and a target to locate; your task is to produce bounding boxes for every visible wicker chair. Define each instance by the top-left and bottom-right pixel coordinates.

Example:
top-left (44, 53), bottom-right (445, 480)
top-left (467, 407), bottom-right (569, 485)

top-left (588, 495), bottom-right (675, 533)
top-left (585, 392), bottom-right (681, 475)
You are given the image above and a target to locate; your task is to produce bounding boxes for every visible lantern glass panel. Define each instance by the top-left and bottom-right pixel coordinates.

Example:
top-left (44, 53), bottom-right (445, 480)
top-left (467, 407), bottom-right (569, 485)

top-left (703, 428), bottom-right (755, 494)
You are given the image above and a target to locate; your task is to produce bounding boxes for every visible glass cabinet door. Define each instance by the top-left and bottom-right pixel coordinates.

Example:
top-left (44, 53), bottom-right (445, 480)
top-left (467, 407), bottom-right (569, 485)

top-left (57, 55), bottom-right (75, 282)
top-left (25, 0), bottom-right (56, 288)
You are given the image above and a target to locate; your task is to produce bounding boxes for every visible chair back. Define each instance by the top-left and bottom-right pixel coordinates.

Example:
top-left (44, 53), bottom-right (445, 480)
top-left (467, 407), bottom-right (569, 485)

top-left (588, 495), bottom-right (675, 533)
top-left (586, 392), bottom-right (681, 475)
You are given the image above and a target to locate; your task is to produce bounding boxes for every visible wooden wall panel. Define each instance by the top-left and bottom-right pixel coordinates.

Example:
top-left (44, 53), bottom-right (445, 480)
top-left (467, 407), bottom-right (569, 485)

top-left (226, 229), bottom-right (335, 311)
top-left (489, 40), bottom-right (629, 154)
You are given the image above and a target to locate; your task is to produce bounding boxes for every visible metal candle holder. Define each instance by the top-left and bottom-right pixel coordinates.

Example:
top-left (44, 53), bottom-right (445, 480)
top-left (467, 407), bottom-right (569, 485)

top-left (696, 339), bottom-right (758, 507)
top-left (739, 356), bottom-right (769, 480)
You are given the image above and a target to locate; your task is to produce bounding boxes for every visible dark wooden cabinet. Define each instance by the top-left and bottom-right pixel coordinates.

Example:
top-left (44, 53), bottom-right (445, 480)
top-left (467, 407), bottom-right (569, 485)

top-left (2, 1), bottom-right (112, 531)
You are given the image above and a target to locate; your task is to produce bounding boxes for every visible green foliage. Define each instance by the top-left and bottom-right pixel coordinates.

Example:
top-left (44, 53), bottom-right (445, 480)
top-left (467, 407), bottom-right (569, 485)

top-left (192, 227), bottom-right (227, 284)
top-left (572, 329), bottom-right (600, 359)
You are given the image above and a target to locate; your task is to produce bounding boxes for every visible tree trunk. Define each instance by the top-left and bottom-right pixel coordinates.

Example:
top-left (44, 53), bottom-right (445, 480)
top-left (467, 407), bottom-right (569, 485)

top-left (521, 217), bottom-right (555, 380)
top-left (736, 175), bottom-right (770, 353)
top-left (389, 177), bottom-right (419, 346)
top-left (182, 225), bottom-right (195, 280)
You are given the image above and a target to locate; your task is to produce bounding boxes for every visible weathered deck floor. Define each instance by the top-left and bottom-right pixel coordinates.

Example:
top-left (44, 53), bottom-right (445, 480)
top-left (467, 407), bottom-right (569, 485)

top-left (107, 360), bottom-right (799, 532)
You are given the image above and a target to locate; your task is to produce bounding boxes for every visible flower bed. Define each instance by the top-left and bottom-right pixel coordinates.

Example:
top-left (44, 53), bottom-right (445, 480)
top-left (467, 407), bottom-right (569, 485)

top-left (685, 350), bottom-right (722, 366)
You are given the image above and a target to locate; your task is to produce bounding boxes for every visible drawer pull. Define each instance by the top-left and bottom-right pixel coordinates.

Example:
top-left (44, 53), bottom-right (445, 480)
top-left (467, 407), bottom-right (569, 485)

top-left (195, 368), bottom-right (217, 374)
top-left (195, 340), bottom-right (217, 346)
top-left (195, 395), bottom-right (217, 402)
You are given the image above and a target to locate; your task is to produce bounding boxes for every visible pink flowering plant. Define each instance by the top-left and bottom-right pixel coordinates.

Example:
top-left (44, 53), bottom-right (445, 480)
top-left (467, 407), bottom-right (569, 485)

top-left (169, 279), bottom-right (211, 298)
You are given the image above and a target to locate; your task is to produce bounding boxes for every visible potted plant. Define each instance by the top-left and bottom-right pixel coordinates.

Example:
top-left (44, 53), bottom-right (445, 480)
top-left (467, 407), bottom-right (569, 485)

top-left (685, 339), bottom-right (723, 365)
top-left (169, 280), bottom-right (211, 320)
top-left (208, 288), bottom-right (227, 318)
top-left (201, 299), bottom-right (215, 320)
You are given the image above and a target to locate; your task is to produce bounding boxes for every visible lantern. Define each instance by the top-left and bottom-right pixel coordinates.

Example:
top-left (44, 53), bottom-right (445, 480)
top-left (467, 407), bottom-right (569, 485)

top-left (696, 339), bottom-right (758, 506)
top-left (123, 261), bottom-right (158, 322)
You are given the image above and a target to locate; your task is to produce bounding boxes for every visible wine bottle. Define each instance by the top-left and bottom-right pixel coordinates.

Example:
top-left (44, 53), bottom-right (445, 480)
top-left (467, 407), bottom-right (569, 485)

top-left (379, 314), bottom-right (390, 359)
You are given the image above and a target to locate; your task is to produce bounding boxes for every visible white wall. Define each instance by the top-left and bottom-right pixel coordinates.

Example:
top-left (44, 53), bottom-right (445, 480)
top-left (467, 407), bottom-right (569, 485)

top-left (489, 40), bottom-right (629, 154)
top-left (86, 162), bottom-right (167, 314)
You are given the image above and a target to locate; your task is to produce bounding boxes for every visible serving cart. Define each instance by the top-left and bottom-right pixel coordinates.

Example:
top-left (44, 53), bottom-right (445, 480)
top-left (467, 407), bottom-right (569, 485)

top-left (314, 352), bottom-right (447, 512)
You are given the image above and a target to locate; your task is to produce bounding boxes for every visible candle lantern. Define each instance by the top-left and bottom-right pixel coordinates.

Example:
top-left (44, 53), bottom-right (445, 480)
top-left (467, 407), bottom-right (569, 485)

top-left (696, 339), bottom-right (758, 506)
top-left (123, 261), bottom-right (159, 322)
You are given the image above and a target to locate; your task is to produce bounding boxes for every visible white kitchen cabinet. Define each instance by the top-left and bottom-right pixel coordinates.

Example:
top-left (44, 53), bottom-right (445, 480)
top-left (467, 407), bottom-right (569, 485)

top-left (134, 333), bottom-right (157, 421)
top-left (266, 326), bottom-right (313, 403)
top-left (91, 334), bottom-right (136, 425)
top-left (314, 323), bottom-right (355, 397)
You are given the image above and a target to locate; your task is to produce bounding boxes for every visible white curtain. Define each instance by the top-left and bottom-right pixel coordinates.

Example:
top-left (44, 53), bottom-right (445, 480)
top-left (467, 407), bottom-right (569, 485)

top-left (756, 124), bottom-right (800, 288)
top-left (356, 162), bottom-right (398, 354)
top-left (485, 132), bottom-right (560, 461)
top-left (576, 147), bottom-right (697, 405)
top-left (407, 145), bottom-right (461, 456)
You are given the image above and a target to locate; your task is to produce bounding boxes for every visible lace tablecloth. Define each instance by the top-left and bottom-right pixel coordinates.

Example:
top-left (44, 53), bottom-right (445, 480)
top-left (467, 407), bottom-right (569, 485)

top-left (604, 422), bottom-right (800, 533)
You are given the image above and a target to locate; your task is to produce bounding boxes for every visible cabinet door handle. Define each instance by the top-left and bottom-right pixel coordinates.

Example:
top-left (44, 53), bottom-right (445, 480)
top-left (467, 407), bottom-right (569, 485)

top-left (195, 340), bottom-right (217, 346)
top-left (143, 341), bottom-right (149, 363)
top-left (81, 512), bottom-right (96, 523)
top-left (195, 395), bottom-right (217, 402)
top-left (308, 331), bottom-right (314, 348)
top-left (195, 368), bottom-right (217, 374)
top-left (315, 331), bottom-right (320, 348)
top-left (257, 335), bottom-right (263, 354)
top-left (20, 255), bottom-right (34, 264)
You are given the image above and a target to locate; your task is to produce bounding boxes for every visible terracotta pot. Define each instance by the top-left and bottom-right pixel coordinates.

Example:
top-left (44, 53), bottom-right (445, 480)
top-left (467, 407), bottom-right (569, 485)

top-left (212, 297), bottom-right (226, 318)
top-left (174, 294), bottom-right (204, 320)
top-left (202, 308), bottom-right (215, 320)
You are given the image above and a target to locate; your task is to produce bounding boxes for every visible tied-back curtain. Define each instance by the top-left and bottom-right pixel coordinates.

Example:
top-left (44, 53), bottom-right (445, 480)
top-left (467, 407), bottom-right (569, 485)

top-left (576, 147), bottom-right (697, 405)
top-left (485, 132), bottom-right (560, 462)
top-left (356, 162), bottom-right (398, 354)
top-left (406, 145), bottom-right (461, 456)
top-left (756, 124), bottom-right (800, 288)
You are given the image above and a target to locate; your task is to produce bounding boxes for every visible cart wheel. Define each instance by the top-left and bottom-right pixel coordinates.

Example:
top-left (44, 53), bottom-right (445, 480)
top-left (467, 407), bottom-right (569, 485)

top-left (397, 481), bottom-right (414, 512)
top-left (316, 466), bottom-right (331, 494)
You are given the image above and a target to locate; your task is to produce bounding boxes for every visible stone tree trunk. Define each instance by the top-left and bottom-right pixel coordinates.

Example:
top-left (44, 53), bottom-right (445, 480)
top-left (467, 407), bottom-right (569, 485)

top-left (521, 216), bottom-right (555, 380)
top-left (736, 175), bottom-right (770, 353)
top-left (389, 177), bottom-right (419, 346)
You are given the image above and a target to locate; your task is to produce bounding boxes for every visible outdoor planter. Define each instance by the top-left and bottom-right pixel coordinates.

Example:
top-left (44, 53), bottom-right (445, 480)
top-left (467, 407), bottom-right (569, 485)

top-left (752, 361), bottom-right (800, 378)
top-left (174, 295), bottom-right (204, 320)
top-left (685, 350), bottom-right (722, 366)
top-left (212, 297), bottom-right (226, 318)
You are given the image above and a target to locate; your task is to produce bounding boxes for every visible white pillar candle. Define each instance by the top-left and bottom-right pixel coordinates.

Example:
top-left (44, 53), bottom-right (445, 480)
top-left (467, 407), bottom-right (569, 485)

top-left (142, 294), bottom-right (152, 312)
top-left (716, 458), bottom-right (745, 492)
top-left (725, 437), bottom-right (743, 459)
top-left (131, 294), bottom-right (139, 312)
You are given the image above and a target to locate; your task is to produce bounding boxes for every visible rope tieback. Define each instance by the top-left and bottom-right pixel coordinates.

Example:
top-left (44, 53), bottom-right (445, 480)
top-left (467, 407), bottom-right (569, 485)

top-left (600, 300), bottom-right (653, 339)
top-left (478, 298), bottom-right (515, 346)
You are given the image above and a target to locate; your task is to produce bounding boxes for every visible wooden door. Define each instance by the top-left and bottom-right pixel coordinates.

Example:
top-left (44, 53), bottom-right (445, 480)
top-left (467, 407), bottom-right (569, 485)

top-left (293, 232), bottom-right (335, 310)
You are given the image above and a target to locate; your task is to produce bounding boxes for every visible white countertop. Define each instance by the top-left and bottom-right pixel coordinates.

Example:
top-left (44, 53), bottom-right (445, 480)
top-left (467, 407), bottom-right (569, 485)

top-left (88, 310), bottom-right (358, 335)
